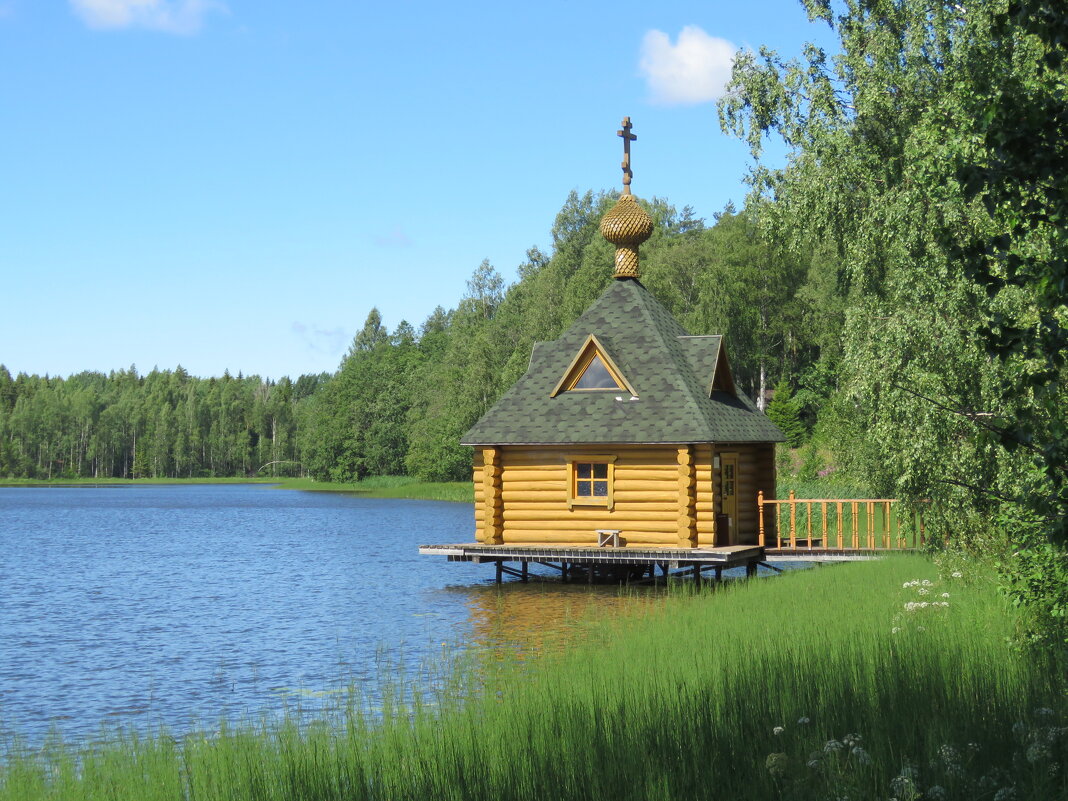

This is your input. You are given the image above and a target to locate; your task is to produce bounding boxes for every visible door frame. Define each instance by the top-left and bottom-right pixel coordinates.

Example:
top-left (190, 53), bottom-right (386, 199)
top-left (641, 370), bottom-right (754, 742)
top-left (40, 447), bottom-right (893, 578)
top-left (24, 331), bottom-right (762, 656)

top-left (719, 452), bottom-right (739, 544)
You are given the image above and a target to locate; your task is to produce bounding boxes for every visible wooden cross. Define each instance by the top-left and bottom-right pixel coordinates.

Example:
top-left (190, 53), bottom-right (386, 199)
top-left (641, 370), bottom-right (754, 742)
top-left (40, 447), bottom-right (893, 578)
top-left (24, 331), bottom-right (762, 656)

top-left (617, 117), bottom-right (636, 194)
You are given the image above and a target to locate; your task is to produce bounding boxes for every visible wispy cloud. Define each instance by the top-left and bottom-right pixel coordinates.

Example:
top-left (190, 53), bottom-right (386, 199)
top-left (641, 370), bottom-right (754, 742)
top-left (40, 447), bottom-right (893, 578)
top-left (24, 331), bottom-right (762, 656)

top-left (373, 225), bottom-right (413, 248)
top-left (291, 322), bottom-right (348, 357)
top-left (639, 26), bottom-right (737, 105)
top-left (69, 0), bottom-right (226, 34)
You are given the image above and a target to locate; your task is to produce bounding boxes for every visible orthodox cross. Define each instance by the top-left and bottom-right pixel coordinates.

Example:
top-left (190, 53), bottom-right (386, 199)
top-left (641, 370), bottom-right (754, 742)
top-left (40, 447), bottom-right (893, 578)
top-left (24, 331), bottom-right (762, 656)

top-left (617, 117), bottom-right (636, 194)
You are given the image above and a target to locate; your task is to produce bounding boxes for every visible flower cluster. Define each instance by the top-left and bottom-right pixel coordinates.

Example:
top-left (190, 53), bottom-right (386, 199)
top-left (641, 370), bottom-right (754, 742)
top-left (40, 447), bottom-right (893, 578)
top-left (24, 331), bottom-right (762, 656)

top-left (893, 577), bottom-right (953, 634)
top-left (764, 708), bottom-right (1066, 800)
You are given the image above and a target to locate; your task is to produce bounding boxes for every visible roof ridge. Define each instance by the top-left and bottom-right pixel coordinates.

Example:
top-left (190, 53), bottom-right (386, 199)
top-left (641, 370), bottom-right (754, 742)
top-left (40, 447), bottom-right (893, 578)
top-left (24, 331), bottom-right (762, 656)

top-left (627, 282), bottom-right (715, 441)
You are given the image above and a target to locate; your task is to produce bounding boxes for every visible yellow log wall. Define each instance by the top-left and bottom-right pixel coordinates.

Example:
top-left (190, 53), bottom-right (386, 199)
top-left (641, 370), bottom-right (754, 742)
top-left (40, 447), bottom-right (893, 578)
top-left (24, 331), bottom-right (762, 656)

top-left (499, 445), bottom-right (686, 547)
top-left (470, 442), bottom-right (777, 547)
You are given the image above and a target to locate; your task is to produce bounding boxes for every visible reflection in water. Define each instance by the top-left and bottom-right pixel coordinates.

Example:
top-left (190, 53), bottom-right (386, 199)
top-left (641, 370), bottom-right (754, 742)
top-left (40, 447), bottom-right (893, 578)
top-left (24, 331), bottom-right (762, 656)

top-left (447, 581), bottom-right (666, 660)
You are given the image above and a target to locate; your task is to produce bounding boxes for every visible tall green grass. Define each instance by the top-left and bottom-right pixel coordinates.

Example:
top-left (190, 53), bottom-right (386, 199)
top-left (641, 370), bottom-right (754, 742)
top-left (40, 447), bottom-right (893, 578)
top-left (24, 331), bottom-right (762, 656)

top-left (2, 557), bottom-right (1064, 800)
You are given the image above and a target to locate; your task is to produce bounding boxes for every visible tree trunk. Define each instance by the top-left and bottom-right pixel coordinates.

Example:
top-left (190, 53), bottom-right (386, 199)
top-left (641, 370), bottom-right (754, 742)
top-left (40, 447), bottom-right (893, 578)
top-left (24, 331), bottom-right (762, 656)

top-left (757, 359), bottom-right (767, 412)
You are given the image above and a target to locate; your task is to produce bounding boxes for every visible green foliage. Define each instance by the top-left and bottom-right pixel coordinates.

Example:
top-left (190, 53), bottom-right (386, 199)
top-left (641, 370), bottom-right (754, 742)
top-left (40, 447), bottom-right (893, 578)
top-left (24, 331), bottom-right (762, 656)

top-left (0, 365), bottom-right (312, 479)
top-left (720, 0), bottom-right (1068, 642)
top-left (766, 380), bottom-right (806, 447)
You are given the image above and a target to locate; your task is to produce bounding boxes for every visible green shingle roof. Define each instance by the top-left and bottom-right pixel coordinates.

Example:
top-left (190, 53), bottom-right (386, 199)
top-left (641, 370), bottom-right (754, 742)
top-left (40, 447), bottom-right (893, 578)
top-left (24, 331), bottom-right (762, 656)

top-left (461, 278), bottom-right (787, 445)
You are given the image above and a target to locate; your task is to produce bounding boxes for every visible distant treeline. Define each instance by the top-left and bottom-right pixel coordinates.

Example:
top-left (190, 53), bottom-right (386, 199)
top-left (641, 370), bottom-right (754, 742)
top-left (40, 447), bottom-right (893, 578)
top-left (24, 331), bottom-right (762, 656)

top-left (0, 195), bottom-right (832, 482)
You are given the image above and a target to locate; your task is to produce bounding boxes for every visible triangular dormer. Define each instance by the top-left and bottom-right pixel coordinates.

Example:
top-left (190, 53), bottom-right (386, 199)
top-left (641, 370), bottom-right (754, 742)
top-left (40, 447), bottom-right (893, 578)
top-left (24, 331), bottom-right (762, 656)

top-left (550, 334), bottom-right (636, 398)
top-left (711, 344), bottom-right (737, 396)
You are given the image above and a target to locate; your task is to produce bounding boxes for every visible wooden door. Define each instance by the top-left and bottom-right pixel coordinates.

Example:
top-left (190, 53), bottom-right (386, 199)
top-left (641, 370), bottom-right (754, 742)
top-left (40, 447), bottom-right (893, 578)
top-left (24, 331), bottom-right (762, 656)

top-left (720, 453), bottom-right (738, 544)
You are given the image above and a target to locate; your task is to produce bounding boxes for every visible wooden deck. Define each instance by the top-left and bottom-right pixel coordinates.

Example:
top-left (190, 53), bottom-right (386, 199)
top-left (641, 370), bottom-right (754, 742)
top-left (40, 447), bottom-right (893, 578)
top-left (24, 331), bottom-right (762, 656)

top-left (418, 543), bottom-right (764, 583)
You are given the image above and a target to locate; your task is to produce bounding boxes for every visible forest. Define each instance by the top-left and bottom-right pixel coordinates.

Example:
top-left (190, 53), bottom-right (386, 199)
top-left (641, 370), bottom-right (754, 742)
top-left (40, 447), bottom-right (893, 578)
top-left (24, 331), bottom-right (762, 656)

top-left (0, 199), bottom-right (821, 485)
top-left (1, 0), bottom-right (1064, 637)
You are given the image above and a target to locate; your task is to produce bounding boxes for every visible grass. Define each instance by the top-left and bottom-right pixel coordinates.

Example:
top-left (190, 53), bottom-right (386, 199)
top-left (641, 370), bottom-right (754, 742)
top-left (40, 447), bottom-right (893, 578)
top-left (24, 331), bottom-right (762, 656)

top-left (269, 475), bottom-right (475, 503)
top-left (2, 555), bottom-right (1064, 801)
top-left (0, 475), bottom-right (476, 503)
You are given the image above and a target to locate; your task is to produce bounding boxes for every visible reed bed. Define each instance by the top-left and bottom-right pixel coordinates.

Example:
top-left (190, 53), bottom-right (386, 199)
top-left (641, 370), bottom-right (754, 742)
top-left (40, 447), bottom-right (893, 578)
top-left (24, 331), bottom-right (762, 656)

top-left (2, 556), bottom-right (1064, 801)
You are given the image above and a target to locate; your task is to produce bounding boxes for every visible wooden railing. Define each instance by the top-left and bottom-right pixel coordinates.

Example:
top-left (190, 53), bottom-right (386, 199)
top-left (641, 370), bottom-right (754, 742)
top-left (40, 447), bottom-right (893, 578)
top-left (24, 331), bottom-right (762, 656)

top-left (757, 490), bottom-right (926, 551)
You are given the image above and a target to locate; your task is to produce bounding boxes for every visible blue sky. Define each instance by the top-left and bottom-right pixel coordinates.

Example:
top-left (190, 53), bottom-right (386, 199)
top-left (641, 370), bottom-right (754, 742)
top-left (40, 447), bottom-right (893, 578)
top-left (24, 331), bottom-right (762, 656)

top-left (1, 0), bottom-right (835, 380)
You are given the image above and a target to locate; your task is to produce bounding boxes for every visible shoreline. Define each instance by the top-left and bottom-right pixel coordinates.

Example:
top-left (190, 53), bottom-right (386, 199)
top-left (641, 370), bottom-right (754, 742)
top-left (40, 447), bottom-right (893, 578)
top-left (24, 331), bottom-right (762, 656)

top-left (0, 476), bottom-right (475, 503)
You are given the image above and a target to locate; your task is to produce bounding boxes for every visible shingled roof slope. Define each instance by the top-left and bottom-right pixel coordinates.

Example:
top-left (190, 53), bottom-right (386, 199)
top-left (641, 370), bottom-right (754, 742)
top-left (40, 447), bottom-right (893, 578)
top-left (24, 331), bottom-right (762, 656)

top-left (461, 279), bottom-right (786, 445)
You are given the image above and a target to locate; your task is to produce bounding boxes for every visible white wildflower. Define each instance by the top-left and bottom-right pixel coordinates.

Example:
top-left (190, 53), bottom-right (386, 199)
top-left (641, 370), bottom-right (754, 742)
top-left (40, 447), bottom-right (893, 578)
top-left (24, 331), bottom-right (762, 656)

top-left (939, 744), bottom-right (961, 766)
top-left (941, 592), bottom-right (950, 598)
top-left (917, 626), bottom-right (926, 632)
top-left (824, 739), bottom-right (844, 752)
top-left (890, 775), bottom-right (915, 796)
top-left (1035, 707), bottom-right (1055, 718)
top-left (951, 570), bottom-right (962, 578)
top-left (851, 746), bottom-right (872, 765)
top-left (892, 626), bottom-right (902, 634)
top-left (922, 579), bottom-right (933, 586)
top-left (918, 587), bottom-right (930, 595)
top-left (798, 716), bottom-right (810, 725)
top-left (842, 733), bottom-right (862, 747)
top-left (1026, 742), bottom-right (1052, 763)
top-left (773, 726), bottom-right (785, 735)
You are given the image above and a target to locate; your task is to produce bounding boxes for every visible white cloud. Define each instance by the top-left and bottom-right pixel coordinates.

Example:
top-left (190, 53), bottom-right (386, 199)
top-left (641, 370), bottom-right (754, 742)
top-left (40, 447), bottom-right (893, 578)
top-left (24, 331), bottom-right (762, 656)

top-left (291, 322), bottom-right (348, 357)
top-left (639, 26), bottom-right (737, 105)
top-left (69, 0), bottom-right (225, 34)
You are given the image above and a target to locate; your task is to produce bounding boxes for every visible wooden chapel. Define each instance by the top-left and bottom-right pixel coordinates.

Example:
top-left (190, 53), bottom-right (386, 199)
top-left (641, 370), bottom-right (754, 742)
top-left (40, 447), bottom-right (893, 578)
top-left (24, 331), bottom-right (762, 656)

top-left (461, 119), bottom-right (785, 549)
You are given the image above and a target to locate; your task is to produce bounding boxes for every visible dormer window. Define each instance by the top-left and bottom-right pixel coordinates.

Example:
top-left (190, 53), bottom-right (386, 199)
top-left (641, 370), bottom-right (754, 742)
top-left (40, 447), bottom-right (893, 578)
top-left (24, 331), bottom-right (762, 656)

top-left (572, 354), bottom-right (620, 390)
top-left (551, 334), bottom-right (636, 397)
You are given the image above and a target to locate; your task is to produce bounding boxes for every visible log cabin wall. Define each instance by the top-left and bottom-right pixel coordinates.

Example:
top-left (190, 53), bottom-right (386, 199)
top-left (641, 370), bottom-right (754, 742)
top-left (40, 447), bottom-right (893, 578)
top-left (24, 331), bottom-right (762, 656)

top-left (472, 448), bottom-right (486, 542)
top-left (473, 442), bottom-right (776, 547)
top-left (714, 443), bottom-right (777, 544)
top-left (695, 444), bottom-right (716, 547)
top-left (498, 445), bottom-right (686, 546)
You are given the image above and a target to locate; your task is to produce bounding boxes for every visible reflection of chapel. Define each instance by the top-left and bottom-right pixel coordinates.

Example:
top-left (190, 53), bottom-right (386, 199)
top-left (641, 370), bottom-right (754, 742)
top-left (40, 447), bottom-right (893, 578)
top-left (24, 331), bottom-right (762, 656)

top-left (462, 119), bottom-right (785, 549)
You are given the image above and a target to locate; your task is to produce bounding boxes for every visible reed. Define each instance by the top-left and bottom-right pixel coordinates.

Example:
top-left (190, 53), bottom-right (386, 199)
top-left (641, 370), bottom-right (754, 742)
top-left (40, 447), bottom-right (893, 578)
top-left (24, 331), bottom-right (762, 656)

top-left (2, 556), bottom-right (1064, 801)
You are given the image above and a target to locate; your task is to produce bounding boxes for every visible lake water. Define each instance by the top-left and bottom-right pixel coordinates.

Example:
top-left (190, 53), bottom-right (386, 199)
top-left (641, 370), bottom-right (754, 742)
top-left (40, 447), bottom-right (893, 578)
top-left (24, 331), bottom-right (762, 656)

top-left (0, 484), bottom-right (665, 745)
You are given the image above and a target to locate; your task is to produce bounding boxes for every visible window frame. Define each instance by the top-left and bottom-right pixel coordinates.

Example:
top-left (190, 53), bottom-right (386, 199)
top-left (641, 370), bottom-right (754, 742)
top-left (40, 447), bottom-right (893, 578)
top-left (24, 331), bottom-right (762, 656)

top-left (566, 454), bottom-right (617, 510)
top-left (550, 334), bottom-right (637, 398)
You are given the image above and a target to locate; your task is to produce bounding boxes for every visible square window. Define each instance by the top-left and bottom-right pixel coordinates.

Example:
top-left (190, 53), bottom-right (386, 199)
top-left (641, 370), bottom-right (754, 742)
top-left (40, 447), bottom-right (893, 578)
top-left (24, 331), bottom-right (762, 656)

top-left (569, 459), bottom-right (614, 509)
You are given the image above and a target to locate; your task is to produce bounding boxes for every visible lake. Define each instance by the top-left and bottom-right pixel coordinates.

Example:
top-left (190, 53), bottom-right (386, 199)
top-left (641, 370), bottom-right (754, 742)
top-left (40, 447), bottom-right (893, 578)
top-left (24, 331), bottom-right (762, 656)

top-left (0, 484), bottom-right (661, 745)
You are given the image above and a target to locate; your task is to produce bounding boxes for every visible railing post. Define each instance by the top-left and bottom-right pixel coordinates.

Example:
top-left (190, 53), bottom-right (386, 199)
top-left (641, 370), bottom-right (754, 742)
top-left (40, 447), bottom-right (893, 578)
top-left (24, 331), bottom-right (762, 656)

top-left (806, 499), bottom-right (813, 547)
top-left (789, 490), bottom-right (797, 549)
top-left (867, 502), bottom-right (875, 549)
top-left (836, 501), bottom-right (843, 549)
top-left (851, 502), bottom-right (859, 549)
top-left (821, 501), bottom-right (828, 548)
top-left (758, 490), bottom-right (765, 547)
